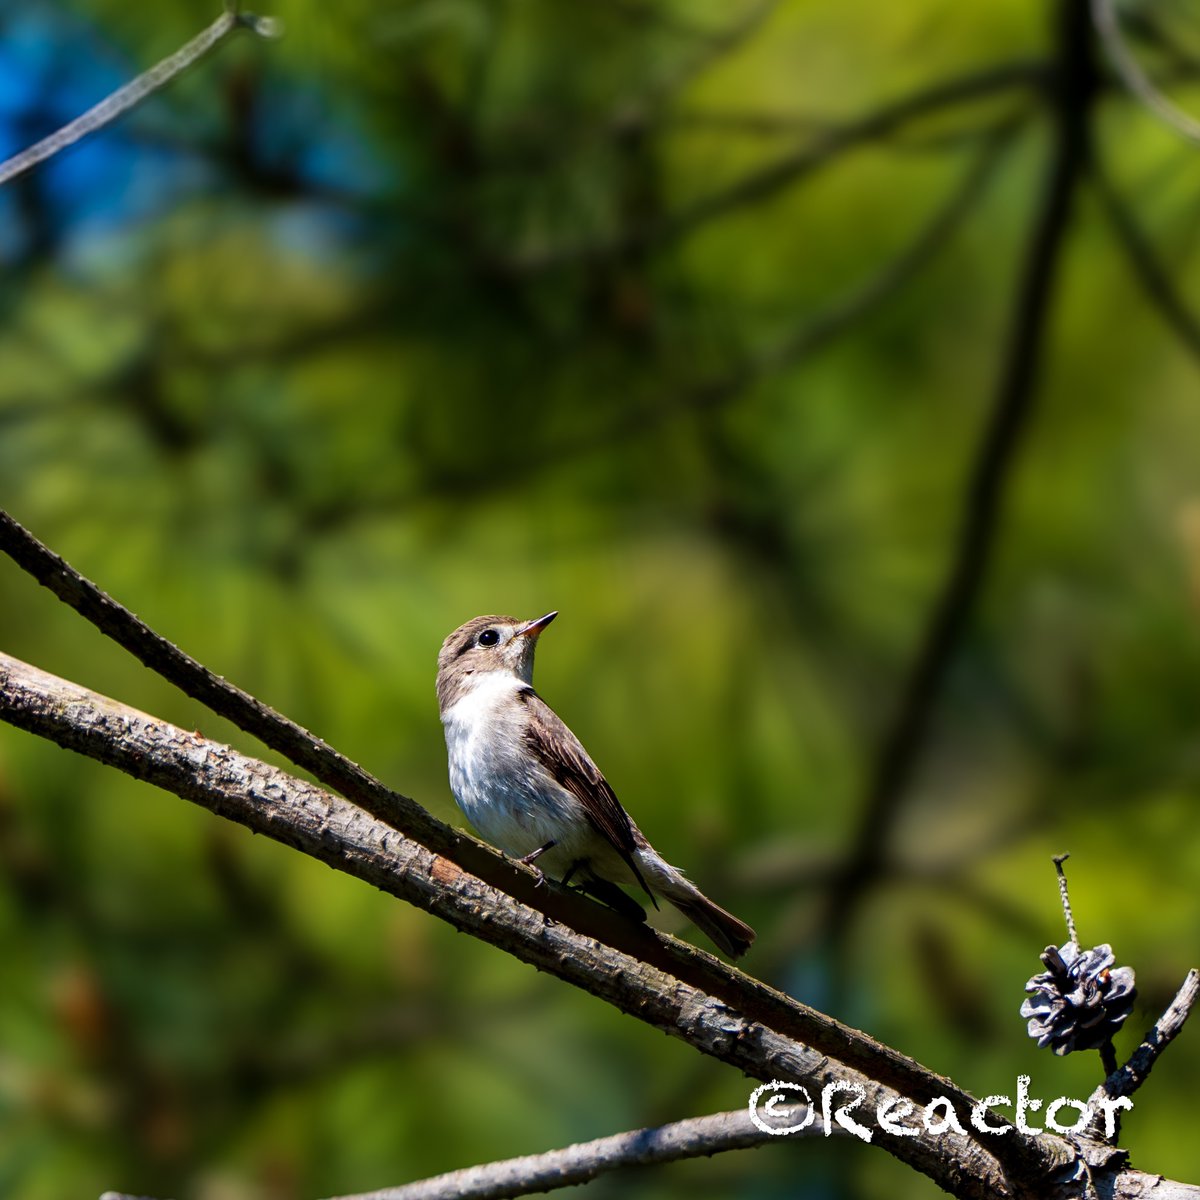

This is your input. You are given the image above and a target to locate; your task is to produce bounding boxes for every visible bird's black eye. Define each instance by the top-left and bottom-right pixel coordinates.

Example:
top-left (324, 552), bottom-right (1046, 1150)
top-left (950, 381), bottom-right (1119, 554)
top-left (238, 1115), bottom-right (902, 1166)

top-left (477, 629), bottom-right (501, 647)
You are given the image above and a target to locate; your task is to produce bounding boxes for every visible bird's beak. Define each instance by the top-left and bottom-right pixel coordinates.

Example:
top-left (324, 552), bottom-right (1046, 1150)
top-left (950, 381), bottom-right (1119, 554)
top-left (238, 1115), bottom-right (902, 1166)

top-left (515, 611), bottom-right (557, 639)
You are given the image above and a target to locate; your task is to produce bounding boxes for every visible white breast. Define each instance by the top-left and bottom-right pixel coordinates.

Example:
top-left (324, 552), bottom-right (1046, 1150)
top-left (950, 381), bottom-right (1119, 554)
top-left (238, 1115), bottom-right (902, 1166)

top-left (441, 671), bottom-right (585, 861)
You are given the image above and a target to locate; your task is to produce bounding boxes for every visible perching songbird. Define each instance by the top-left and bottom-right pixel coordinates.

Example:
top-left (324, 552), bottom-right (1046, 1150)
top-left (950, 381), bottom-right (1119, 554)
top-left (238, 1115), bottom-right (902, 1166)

top-left (436, 611), bottom-right (755, 958)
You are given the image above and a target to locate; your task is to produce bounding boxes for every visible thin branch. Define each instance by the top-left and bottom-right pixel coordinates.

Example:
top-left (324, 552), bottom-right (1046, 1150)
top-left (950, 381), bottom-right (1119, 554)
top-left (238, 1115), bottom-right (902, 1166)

top-left (0, 509), bottom-right (461, 845)
top-left (824, 0), bottom-right (1097, 943)
top-left (1090, 969), bottom-right (1200, 1110)
top-left (1092, 0), bottom-right (1200, 146)
top-left (1090, 153), bottom-right (1200, 366)
top-left (327, 1105), bottom-right (829, 1200)
top-left (587, 0), bottom-right (730, 40)
top-left (608, 0), bottom-right (781, 138)
top-left (604, 118), bottom-right (1014, 422)
top-left (512, 58), bottom-right (1047, 270)
top-left (0, 650), bottom-right (1023, 1198)
top-left (752, 123), bottom-right (1019, 376)
top-left (417, 120), bottom-right (1018, 508)
top-left (0, 9), bottom-right (278, 190)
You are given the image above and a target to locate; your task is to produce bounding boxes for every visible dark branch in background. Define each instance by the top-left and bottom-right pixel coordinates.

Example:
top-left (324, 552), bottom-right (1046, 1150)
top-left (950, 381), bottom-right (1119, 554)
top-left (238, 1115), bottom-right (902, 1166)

top-left (0, 8), bottom-right (278, 189)
top-left (415, 120), bottom-right (1022, 510)
top-left (823, 0), bottom-right (1097, 946)
top-left (1091, 0), bottom-right (1200, 145)
top-left (0, 106), bottom-right (1016, 548)
top-left (327, 1105), bottom-right (828, 1200)
top-left (0, 651), bottom-right (1023, 1199)
top-left (607, 0), bottom-right (781, 138)
top-left (1090, 155), bottom-right (1200, 367)
top-left (511, 59), bottom-right (1047, 271)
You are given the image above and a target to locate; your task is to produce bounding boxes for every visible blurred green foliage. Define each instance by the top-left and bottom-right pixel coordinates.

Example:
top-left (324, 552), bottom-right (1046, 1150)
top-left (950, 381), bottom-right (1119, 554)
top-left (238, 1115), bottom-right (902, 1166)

top-left (2, 0), bottom-right (1200, 1197)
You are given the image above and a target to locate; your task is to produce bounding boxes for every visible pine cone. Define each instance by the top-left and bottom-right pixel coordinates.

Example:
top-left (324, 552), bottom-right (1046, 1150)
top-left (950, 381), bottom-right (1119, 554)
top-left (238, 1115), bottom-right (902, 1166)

top-left (1020, 942), bottom-right (1136, 1055)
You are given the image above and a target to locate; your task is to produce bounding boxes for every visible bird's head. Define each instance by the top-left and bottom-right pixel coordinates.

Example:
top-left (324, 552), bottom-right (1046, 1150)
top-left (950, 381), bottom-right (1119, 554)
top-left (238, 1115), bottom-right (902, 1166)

top-left (436, 611), bottom-right (557, 710)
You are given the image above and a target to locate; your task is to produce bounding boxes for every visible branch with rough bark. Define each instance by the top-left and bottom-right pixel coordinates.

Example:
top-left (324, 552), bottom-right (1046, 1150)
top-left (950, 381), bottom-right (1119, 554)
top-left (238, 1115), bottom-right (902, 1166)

top-left (0, 650), bottom-right (1011, 1197)
top-left (0, 511), bottom-right (1031, 1155)
top-left (2, 642), bottom-right (1198, 1200)
top-left (1090, 969), bottom-right (1200, 1115)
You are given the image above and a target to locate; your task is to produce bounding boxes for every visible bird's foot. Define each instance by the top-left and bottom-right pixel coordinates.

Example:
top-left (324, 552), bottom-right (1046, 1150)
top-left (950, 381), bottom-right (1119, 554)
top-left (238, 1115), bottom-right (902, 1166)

top-left (518, 841), bottom-right (556, 888)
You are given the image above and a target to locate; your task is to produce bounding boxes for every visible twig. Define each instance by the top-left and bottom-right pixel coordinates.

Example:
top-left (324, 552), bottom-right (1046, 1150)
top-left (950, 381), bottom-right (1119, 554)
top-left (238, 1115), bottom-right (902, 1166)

top-left (752, 122), bottom-right (1019, 376)
top-left (1091, 0), bottom-right (1200, 146)
top-left (1090, 969), bottom-right (1200, 1109)
top-left (0, 8), bottom-right (278, 190)
top-left (609, 0), bottom-right (781, 138)
top-left (0, 650), bottom-right (1020, 1198)
top-left (824, 0), bottom-right (1097, 943)
top-left (324, 1105), bottom-right (828, 1200)
top-left (589, 0), bottom-right (730, 40)
top-left (1090, 153), bottom-right (1200, 366)
top-left (513, 58), bottom-right (1047, 270)
top-left (1053, 852), bottom-right (1079, 945)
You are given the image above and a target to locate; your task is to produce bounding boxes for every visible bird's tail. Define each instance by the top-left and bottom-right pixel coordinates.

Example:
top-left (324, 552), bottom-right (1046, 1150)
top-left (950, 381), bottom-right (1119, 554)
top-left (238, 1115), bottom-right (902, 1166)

top-left (635, 847), bottom-right (755, 958)
top-left (666, 887), bottom-right (756, 959)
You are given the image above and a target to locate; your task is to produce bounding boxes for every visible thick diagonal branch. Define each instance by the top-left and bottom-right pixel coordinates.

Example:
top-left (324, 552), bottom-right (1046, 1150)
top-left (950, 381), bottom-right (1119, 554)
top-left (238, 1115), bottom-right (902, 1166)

top-left (0, 650), bottom-right (1020, 1198)
top-left (0, 509), bottom-right (1048, 1174)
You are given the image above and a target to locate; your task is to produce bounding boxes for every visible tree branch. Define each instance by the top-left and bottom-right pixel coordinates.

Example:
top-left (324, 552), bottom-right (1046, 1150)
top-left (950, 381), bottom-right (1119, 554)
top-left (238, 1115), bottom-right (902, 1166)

top-left (326, 1105), bottom-right (828, 1200)
top-left (607, 0), bottom-right (781, 138)
top-left (0, 8), bottom-right (278, 190)
top-left (1091, 0), bottom-right (1200, 146)
top-left (1090, 969), bottom-right (1200, 1112)
top-left (0, 649), bottom-right (1024, 1198)
top-left (0, 505), bottom-right (1047, 1173)
top-left (825, 0), bottom-right (1097, 942)
top-left (511, 58), bottom-right (1047, 271)
top-left (1090, 154), bottom-right (1200, 367)
top-left (3, 652), bottom-right (1194, 1199)
top-left (410, 121), bottom-right (1018, 509)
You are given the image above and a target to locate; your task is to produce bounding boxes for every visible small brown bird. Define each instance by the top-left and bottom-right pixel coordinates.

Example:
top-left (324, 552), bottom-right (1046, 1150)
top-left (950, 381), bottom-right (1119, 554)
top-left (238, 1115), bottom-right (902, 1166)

top-left (436, 611), bottom-right (755, 958)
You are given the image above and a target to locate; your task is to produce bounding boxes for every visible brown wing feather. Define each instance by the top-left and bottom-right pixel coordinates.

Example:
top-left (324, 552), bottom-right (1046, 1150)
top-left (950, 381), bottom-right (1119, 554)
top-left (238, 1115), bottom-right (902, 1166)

top-left (519, 688), bottom-right (657, 907)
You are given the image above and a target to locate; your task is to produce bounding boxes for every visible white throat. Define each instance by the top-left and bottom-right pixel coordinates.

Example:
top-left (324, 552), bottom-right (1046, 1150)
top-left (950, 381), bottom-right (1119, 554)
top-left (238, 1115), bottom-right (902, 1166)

top-left (441, 668), bottom-right (525, 729)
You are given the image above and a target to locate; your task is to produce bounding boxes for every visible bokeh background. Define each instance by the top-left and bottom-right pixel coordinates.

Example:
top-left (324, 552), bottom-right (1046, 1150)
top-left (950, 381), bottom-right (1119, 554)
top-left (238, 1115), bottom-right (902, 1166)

top-left (2, 0), bottom-right (1200, 1197)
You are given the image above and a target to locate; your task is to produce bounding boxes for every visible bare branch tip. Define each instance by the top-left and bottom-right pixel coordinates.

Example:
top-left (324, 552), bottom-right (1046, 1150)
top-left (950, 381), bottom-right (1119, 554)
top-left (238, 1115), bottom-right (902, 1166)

top-left (1051, 854), bottom-right (1077, 946)
top-left (239, 13), bottom-right (284, 39)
